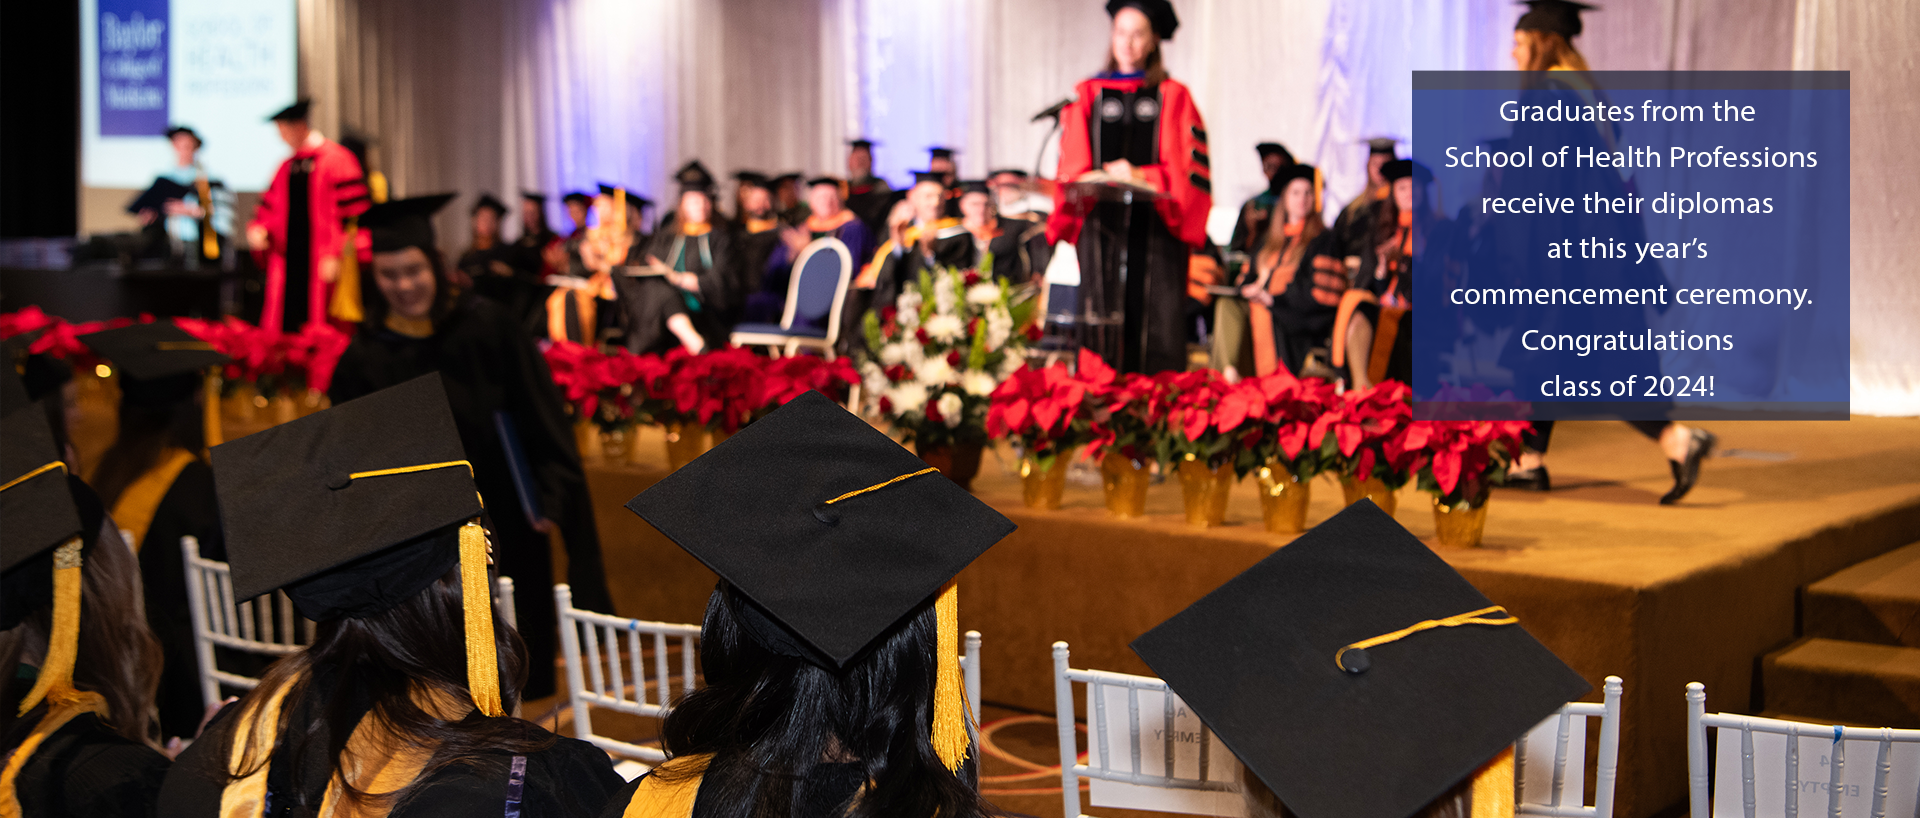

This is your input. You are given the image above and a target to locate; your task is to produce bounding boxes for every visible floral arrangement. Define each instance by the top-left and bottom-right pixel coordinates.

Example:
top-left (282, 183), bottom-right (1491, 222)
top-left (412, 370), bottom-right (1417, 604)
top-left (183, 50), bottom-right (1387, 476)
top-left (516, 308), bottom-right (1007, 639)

top-left (1308, 380), bottom-right (1418, 488)
top-left (173, 316), bottom-right (349, 399)
top-left (1085, 368), bottom-right (1169, 467)
top-left (654, 346), bottom-right (768, 435)
top-left (543, 341), bottom-right (655, 431)
top-left (1402, 419), bottom-right (1533, 507)
top-left (859, 267), bottom-right (1037, 449)
top-left (754, 353), bottom-right (859, 419)
top-left (544, 342), bottom-right (858, 435)
top-left (986, 348), bottom-right (1108, 471)
top-left (1232, 371), bottom-right (1340, 481)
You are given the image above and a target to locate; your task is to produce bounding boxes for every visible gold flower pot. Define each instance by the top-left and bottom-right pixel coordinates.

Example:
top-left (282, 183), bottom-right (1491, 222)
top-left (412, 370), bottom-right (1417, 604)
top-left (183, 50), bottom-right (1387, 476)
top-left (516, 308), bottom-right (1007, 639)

top-left (664, 423), bottom-right (711, 471)
top-left (1178, 457), bottom-right (1234, 528)
top-left (223, 383), bottom-right (260, 425)
top-left (1019, 446), bottom-right (1078, 510)
top-left (599, 426), bottom-right (633, 461)
top-left (574, 419), bottom-right (602, 461)
top-left (1100, 453), bottom-right (1151, 519)
top-left (1432, 496), bottom-right (1491, 548)
top-left (1256, 465), bottom-right (1312, 534)
top-left (917, 441), bottom-right (985, 491)
top-left (269, 394), bottom-right (299, 426)
top-left (1338, 474), bottom-right (1397, 516)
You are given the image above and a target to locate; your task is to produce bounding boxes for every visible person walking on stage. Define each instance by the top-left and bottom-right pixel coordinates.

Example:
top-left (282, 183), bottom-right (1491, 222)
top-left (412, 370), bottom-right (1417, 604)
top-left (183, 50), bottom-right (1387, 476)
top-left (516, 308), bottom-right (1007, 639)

top-left (1047, 0), bottom-right (1212, 375)
top-left (246, 99), bottom-right (370, 332)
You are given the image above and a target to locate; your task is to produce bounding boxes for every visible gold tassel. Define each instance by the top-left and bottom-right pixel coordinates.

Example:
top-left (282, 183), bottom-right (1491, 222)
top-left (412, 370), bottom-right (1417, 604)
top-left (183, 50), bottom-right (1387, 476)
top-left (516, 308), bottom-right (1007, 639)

top-left (1469, 746), bottom-right (1516, 817)
top-left (203, 368), bottom-right (223, 448)
top-left (329, 221), bottom-right (365, 324)
top-left (458, 520), bottom-right (505, 717)
top-left (18, 538), bottom-right (84, 716)
top-left (931, 580), bottom-right (969, 772)
top-left (368, 171), bottom-right (389, 204)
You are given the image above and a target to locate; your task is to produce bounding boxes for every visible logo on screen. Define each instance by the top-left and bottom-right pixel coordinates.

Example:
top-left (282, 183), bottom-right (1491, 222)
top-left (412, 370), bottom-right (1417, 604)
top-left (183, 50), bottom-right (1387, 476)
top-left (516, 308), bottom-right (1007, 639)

top-left (99, 0), bottom-right (169, 136)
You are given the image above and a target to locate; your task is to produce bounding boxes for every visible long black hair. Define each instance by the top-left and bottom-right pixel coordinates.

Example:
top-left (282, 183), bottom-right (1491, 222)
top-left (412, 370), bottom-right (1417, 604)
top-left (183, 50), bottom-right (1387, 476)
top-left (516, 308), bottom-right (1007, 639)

top-left (659, 584), bottom-right (993, 818)
top-left (227, 549), bottom-right (553, 812)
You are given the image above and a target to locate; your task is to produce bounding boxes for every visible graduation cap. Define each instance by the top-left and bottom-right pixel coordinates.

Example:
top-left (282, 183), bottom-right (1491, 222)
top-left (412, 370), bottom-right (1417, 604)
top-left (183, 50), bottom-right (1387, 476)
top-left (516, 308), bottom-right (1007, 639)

top-left (1130, 501), bottom-right (1589, 818)
top-left (1255, 142), bottom-right (1293, 163)
top-left (1107, 0), bottom-right (1180, 40)
top-left (958, 180), bottom-right (991, 196)
top-left (125, 177), bottom-right (192, 215)
top-left (210, 373), bottom-right (505, 715)
top-left (1365, 137), bottom-right (1401, 157)
top-left (625, 391), bottom-right (1015, 771)
top-left (847, 139), bottom-right (877, 150)
top-left (472, 194), bottom-right (508, 216)
top-left (1, 391), bottom-right (88, 714)
top-left (733, 171), bottom-right (771, 189)
top-left (676, 161), bottom-right (717, 194)
top-left (81, 321), bottom-right (231, 430)
top-left (987, 168), bottom-right (1030, 181)
top-left (770, 173), bottom-right (802, 188)
top-left (1516, 0), bottom-right (1596, 38)
top-left (520, 191), bottom-right (547, 204)
top-left (562, 191), bottom-right (593, 207)
top-left (268, 98), bottom-right (312, 123)
top-left (1383, 158), bottom-right (1434, 184)
top-left (165, 125), bottom-right (202, 146)
top-left (806, 175), bottom-right (842, 188)
top-left (927, 147), bottom-right (958, 161)
top-left (909, 170), bottom-right (949, 188)
top-left (361, 193), bottom-right (456, 254)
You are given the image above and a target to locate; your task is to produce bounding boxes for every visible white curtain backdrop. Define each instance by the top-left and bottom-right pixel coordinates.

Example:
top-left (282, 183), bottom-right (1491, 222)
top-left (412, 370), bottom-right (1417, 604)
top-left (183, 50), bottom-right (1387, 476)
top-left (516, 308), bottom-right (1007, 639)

top-left (296, 0), bottom-right (1914, 415)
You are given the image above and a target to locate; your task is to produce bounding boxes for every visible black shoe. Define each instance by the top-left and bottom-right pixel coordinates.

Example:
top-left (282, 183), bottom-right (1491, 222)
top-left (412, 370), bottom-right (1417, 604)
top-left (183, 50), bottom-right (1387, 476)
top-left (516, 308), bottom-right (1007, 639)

top-left (1659, 429), bottom-right (1717, 505)
top-left (1505, 466), bottom-right (1551, 492)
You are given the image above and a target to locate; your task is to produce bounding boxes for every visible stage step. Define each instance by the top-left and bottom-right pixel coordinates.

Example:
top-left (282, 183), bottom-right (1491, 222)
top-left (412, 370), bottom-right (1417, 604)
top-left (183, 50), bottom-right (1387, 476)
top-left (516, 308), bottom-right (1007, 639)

top-left (1803, 540), bottom-right (1920, 647)
top-left (1761, 637), bottom-right (1920, 729)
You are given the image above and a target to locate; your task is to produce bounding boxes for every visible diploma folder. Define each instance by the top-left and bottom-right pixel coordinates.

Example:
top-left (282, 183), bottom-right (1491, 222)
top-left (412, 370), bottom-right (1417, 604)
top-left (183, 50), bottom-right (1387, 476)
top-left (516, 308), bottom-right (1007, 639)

top-left (125, 178), bottom-right (193, 214)
top-left (492, 410), bottom-right (545, 528)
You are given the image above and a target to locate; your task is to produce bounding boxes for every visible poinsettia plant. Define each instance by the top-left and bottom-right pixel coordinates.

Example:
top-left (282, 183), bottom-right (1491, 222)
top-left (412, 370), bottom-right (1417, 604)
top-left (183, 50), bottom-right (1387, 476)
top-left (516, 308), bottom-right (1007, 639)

top-left (987, 348), bottom-right (1109, 471)
top-left (1402, 419), bottom-right (1534, 507)
top-left (859, 267), bottom-right (1036, 449)
top-left (1309, 380), bottom-right (1417, 488)
top-left (542, 341), bottom-right (651, 431)
top-left (1232, 371), bottom-right (1339, 481)
top-left (1085, 368), bottom-right (1170, 467)
top-left (175, 316), bottom-right (309, 398)
top-left (1153, 369), bottom-right (1266, 474)
top-left (754, 354), bottom-right (859, 419)
top-left (658, 346), bottom-right (766, 434)
top-left (1, 307), bottom-right (135, 367)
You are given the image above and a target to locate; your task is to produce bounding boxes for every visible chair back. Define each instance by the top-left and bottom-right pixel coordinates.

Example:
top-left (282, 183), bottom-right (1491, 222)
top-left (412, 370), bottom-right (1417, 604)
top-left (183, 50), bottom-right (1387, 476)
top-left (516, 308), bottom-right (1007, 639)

top-left (1052, 642), bottom-right (1241, 818)
top-left (181, 536), bottom-right (315, 708)
top-left (555, 583), bottom-right (702, 764)
top-left (1516, 675), bottom-right (1624, 817)
top-left (1687, 682), bottom-right (1920, 818)
top-left (781, 237), bottom-right (852, 334)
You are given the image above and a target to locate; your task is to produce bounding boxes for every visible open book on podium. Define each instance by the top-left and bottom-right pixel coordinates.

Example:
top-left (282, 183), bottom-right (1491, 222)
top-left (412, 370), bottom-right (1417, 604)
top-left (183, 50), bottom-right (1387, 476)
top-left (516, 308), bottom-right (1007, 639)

top-left (1061, 170), bottom-right (1166, 213)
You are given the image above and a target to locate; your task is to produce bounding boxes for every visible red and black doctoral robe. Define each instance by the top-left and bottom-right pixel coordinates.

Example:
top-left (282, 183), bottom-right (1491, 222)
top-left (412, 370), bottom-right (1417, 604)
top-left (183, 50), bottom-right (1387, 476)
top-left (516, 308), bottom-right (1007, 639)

top-left (250, 137), bottom-right (368, 331)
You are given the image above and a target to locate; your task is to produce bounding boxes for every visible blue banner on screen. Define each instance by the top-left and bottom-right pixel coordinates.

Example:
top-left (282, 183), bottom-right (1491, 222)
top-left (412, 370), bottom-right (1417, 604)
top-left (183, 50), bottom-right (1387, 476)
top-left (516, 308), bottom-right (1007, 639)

top-left (1411, 72), bottom-right (1849, 421)
top-left (98, 0), bottom-right (169, 136)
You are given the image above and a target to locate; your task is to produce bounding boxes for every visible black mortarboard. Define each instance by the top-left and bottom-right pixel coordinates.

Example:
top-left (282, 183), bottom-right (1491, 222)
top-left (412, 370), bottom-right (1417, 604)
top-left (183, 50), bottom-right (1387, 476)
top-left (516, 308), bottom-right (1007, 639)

top-left (807, 175), bottom-right (842, 188)
top-left (927, 147), bottom-right (957, 161)
top-left (4, 332), bottom-right (72, 407)
top-left (1255, 142), bottom-right (1293, 163)
top-left (847, 139), bottom-right (877, 150)
top-left (268, 98), bottom-right (312, 123)
top-left (626, 391), bottom-right (1015, 670)
top-left (1131, 502), bottom-right (1589, 818)
top-left (1516, 0), bottom-right (1596, 38)
top-left (676, 161), bottom-right (717, 194)
top-left (166, 125), bottom-right (202, 146)
top-left (562, 191), bottom-right (593, 206)
top-left (1, 398), bottom-right (82, 584)
top-left (1106, 0), bottom-right (1180, 40)
top-left (210, 373), bottom-right (483, 618)
top-left (988, 168), bottom-right (1030, 180)
top-left (361, 193), bottom-right (456, 254)
top-left (1382, 159), bottom-right (1433, 184)
top-left (81, 322), bottom-right (231, 407)
top-left (733, 171), bottom-right (771, 189)
top-left (521, 191), bottom-right (548, 204)
top-left (1366, 137), bottom-right (1400, 156)
top-left (770, 173), bottom-right (802, 188)
top-left (473, 194), bottom-right (508, 216)
top-left (1269, 162), bottom-right (1319, 193)
top-left (959, 180), bottom-right (990, 196)
top-left (126, 178), bottom-right (192, 215)
top-left (910, 170), bottom-right (948, 188)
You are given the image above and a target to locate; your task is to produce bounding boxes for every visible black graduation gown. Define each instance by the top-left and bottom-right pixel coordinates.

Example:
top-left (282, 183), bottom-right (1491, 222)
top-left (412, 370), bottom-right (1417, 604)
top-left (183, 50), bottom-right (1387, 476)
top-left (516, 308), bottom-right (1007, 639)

top-left (598, 761), bottom-right (867, 818)
top-left (157, 688), bottom-right (624, 818)
top-left (619, 226), bottom-right (742, 354)
top-left (2, 707), bottom-right (170, 818)
top-left (736, 224), bottom-right (783, 317)
top-left (132, 459), bottom-right (231, 741)
top-left (327, 297), bottom-right (614, 699)
top-left (1228, 190), bottom-right (1279, 255)
top-left (1268, 231), bottom-right (1340, 376)
top-left (870, 222), bottom-right (977, 313)
top-left (845, 175), bottom-right (895, 237)
top-left (986, 215), bottom-right (1046, 286)
top-left (463, 243), bottom-right (543, 328)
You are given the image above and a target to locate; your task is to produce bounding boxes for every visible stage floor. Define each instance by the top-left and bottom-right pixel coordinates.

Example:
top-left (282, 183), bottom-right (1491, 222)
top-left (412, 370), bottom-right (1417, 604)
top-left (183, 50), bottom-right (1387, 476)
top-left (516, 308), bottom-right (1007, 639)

top-left (581, 416), bottom-right (1920, 818)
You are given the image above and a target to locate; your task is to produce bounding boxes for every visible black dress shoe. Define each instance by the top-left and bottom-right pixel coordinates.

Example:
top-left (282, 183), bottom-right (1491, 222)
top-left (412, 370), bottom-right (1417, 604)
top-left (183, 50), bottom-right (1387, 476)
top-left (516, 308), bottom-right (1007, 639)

top-left (1505, 466), bottom-right (1551, 492)
top-left (1659, 429), bottom-right (1717, 505)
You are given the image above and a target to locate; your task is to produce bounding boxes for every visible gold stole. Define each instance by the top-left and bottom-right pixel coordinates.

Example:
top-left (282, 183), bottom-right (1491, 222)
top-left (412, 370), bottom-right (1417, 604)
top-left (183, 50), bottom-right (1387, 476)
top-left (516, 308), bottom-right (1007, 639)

top-left (107, 448), bottom-right (199, 551)
top-left (619, 754), bottom-right (712, 818)
top-left (0, 693), bottom-right (112, 818)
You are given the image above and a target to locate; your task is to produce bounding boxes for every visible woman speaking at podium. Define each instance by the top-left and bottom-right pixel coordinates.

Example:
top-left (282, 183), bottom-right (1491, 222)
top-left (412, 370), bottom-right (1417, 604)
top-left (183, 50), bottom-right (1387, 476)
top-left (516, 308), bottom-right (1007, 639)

top-left (1046, 0), bottom-right (1212, 374)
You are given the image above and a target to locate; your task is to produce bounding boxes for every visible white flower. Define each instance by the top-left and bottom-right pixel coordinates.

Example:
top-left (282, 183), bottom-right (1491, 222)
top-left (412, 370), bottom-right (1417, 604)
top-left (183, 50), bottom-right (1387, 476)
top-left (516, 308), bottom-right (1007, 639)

top-left (885, 384), bottom-right (928, 415)
top-left (879, 342), bottom-right (912, 366)
top-left (999, 353), bottom-right (1027, 378)
top-left (937, 393), bottom-right (964, 428)
top-left (984, 306), bottom-right (1013, 352)
top-left (933, 275), bottom-right (959, 314)
top-left (966, 281), bottom-right (1002, 306)
top-left (895, 290), bottom-right (923, 326)
top-left (861, 362), bottom-right (889, 397)
top-left (916, 357), bottom-right (957, 388)
top-left (962, 371), bottom-right (999, 397)
top-left (923, 314), bottom-right (965, 343)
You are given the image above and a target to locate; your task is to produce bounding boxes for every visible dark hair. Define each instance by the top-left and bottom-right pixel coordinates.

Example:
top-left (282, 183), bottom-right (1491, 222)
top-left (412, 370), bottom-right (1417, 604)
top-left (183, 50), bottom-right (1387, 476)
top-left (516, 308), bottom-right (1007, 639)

top-left (658, 585), bottom-right (992, 818)
top-left (227, 561), bottom-right (552, 812)
top-left (361, 245), bottom-right (464, 333)
top-left (0, 510), bottom-right (164, 748)
top-left (90, 382), bottom-right (206, 509)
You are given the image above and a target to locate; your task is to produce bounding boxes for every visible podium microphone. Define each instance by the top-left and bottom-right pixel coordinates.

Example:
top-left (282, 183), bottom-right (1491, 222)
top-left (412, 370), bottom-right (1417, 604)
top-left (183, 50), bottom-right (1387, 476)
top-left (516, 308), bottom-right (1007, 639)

top-left (1031, 98), bottom-right (1073, 123)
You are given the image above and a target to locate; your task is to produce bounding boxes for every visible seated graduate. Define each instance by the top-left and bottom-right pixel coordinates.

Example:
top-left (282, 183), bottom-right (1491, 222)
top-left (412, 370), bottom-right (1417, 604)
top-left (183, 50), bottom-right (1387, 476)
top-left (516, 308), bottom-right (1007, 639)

top-left (1212, 164), bottom-right (1323, 379)
top-left (1, 377), bottom-right (170, 818)
top-left (748, 177), bottom-right (875, 327)
top-left (1131, 501), bottom-right (1591, 818)
top-left (77, 323), bottom-right (231, 743)
top-left (958, 180), bottom-right (1046, 288)
top-left (732, 171), bottom-right (785, 321)
top-left (1227, 142), bottom-right (1294, 255)
top-left (770, 173), bottom-right (808, 224)
top-left (329, 196), bottom-right (614, 699)
top-left (1334, 159), bottom-right (1440, 389)
top-left (1330, 137), bottom-right (1398, 271)
top-left (621, 162), bottom-right (744, 355)
top-left (463, 194), bottom-right (543, 325)
top-left (512, 191), bottom-right (562, 280)
top-left (544, 185), bottom-right (636, 346)
top-left (1260, 167), bottom-right (1348, 378)
top-left (843, 139), bottom-right (895, 237)
top-left (157, 375), bottom-right (625, 817)
top-left (602, 391), bottom-right (1015, 818)
top-left (561, 191), bottom-right (595, 278)
top-left (853, 172), bottom-right (974, 315)
top-left (987, 168), bottom-right (1042, 222)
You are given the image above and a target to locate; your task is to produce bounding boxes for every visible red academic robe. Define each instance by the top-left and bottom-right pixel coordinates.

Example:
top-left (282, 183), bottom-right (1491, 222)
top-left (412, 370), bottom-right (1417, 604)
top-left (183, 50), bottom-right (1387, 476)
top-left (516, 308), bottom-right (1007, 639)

top-left (1046, 75), bottom-right (1213, 250)
top-left (250, 138), bottom-right (369, 331)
